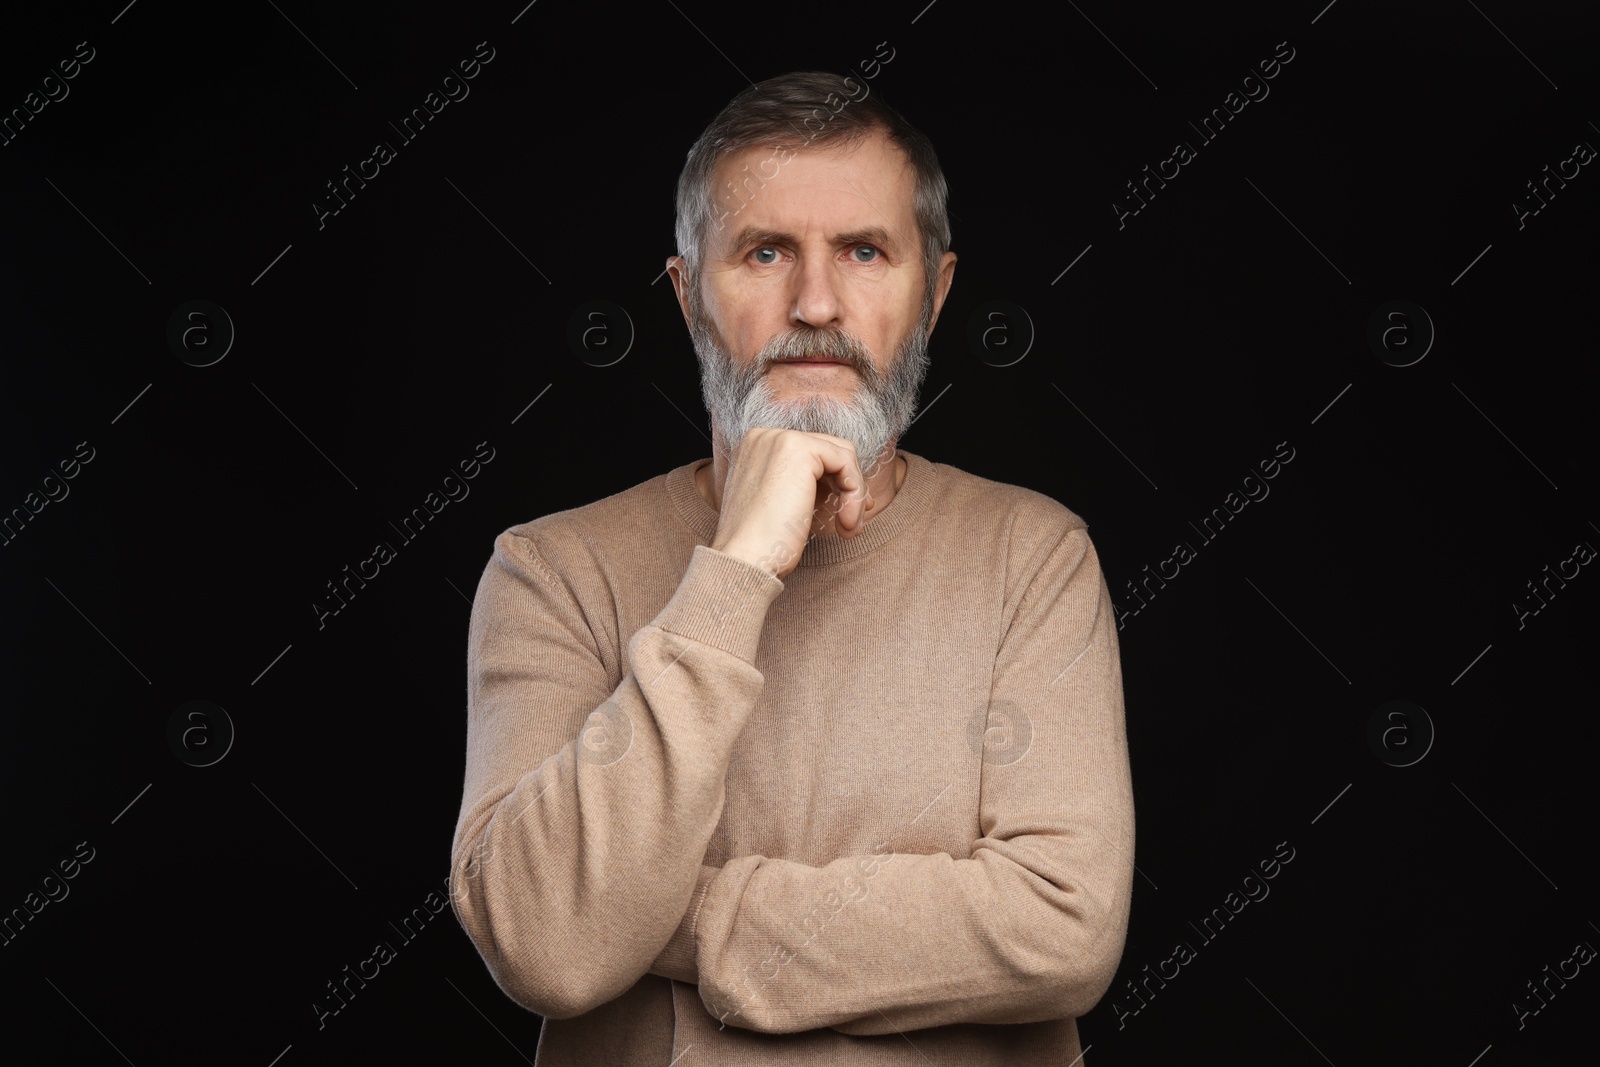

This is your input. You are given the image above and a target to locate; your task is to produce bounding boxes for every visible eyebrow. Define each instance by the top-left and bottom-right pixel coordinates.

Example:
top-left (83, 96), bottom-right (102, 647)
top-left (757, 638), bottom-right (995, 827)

top-left (724, 226), bottom-right (898, 255)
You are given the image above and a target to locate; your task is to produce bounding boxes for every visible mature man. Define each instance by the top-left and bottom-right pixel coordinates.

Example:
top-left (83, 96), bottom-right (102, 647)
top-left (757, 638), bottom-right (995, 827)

top-left (450, 71), bottom-right (1135, 1065)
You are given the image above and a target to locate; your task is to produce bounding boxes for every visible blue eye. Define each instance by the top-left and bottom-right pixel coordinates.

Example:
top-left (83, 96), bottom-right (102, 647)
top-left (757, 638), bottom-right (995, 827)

top-left (752, 247), bottom-right (778, 265)
top-left (852, 246), bottom-right (879, 262)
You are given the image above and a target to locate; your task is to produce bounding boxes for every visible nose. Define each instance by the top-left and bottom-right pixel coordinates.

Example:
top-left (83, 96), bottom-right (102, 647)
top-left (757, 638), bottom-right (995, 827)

top-left (789, 250), bottom-right (842, 329)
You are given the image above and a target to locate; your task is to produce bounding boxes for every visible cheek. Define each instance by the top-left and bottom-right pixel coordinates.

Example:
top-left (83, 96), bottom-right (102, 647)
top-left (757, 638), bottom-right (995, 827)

top-left (717, 301), bottom-right (790, 356)
top-left (877, 302), bottom-right (925, 351)
top-left (702, 275), bottom-right (748, 321)
top-left (725, 315), bottom-right (772, 357)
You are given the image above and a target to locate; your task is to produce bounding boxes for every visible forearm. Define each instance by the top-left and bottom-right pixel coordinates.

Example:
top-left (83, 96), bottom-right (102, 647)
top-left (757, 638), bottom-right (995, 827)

top-left (450, 540), bottom-right (782, 1019)
top-left (679, 818), bottom-right (1132, 1035)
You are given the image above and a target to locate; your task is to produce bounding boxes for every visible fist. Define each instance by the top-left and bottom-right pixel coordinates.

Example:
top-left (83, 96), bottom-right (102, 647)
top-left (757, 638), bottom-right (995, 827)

top-left (709, 428), bottom-right (873, 578)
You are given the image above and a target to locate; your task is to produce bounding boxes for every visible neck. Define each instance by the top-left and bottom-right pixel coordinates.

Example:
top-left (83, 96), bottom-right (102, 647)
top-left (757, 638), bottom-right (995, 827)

top-left (696, 425), bottom-right (906, 538)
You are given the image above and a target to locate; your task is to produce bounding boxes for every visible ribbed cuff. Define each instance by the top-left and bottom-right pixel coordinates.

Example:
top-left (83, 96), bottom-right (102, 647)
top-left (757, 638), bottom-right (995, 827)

top-left (652, 545), bottom-right (784, 665)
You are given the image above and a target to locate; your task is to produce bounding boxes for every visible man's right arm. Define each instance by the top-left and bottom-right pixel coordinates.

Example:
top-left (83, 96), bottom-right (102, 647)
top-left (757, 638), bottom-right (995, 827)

top-left (448, 530), bottom-right (782, 1019)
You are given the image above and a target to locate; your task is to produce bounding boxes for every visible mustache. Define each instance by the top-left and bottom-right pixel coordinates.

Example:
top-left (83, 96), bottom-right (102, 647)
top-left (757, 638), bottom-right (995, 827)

top-left (756, 327), bottom-right (876, 371)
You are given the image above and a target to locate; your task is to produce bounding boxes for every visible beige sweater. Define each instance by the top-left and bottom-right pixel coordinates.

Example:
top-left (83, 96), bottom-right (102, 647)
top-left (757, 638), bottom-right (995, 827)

top-left (449, 449), bottom-right (1135, 1065)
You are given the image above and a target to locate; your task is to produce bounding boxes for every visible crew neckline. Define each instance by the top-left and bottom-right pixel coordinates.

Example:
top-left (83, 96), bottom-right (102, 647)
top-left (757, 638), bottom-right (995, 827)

top-left (666, 450), bottom-right (937, 567)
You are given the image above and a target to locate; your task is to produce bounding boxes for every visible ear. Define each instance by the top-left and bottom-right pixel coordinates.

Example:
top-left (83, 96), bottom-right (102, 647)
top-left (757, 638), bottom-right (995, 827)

top-left (926, 251), bottom-right (958, 335)
top-left (666, 255), bottom-right (694, 330)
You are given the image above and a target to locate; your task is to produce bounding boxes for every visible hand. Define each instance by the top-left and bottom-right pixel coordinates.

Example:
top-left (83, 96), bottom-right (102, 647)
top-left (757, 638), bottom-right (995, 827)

top-left (709, 428), bottom-right (872, 579)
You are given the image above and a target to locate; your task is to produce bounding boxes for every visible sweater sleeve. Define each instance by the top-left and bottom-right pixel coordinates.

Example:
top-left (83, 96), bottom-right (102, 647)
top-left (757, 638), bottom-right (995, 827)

top-left (670, 526), bottom-right (1137, 1035)
top-left (449, 535), bottom-right (783, 1020)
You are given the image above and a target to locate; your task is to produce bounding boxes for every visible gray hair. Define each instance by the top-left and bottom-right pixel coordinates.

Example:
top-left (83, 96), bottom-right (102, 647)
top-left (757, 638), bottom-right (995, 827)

top-left (673, 70), bottom-right (952, 304)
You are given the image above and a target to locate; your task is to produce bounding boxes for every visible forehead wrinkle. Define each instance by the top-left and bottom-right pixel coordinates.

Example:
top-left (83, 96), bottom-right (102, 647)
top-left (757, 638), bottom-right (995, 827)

top-left (726, 223), bottom-right (900, 254)
top-left (839, 172), bottom-right (919, 264)
top-left (710, 132), bottom-right (920, 263)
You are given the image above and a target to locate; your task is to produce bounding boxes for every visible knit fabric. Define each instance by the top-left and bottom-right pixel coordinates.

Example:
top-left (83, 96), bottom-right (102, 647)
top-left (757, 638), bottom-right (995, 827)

top-left (450, 449), bottom-right (1135, 1064)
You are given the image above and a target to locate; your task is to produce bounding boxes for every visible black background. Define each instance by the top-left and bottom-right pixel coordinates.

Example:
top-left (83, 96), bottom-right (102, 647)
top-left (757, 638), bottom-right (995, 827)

top-left (2, 1), bottom-right (1596, 1063)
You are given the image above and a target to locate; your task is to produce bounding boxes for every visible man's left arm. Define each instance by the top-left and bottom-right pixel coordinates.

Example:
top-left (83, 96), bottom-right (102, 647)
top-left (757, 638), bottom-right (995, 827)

top-left (647, 525), bottom-right (1136, 1035)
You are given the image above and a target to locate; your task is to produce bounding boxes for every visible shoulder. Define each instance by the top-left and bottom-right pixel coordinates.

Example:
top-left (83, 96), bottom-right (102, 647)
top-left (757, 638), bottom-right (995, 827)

top-left (506, 465), bottom-right (674, 543)
top-left (490, 464), bottom-right (689, 589)
top-left (919, 452), bottom-right (1090, 548)
top-left (906, 452), bottom-right (1104, 605)
top-left (914, 457), bottom-right (1111, 635)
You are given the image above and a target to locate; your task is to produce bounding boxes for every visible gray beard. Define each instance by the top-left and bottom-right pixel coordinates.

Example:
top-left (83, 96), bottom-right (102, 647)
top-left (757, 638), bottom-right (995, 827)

top-left (688, 285), bottom-right (934, 480)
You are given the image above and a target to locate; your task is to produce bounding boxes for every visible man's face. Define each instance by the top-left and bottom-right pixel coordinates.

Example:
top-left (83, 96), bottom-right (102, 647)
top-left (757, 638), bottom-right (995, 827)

top-left (674, 128), bottom-right (955, 477)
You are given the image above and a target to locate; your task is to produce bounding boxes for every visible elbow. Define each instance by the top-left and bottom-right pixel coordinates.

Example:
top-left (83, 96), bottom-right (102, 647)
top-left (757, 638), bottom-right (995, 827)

top-left (1049, 952), bottom-right (1122, 1020)
top-left (458, 919), bottom-right (638, 1022)
top-left (1003, 894), bottom-right (1129, 1022)
top-left (998, 944), bottom-right (1120, 1023)
top-left (492, 965), bottom-right (620, 1021)
top-left (463, 904), bottom-right (635, 1020)
top-left (1044, 911), bottom-right (1129, 1020)
top-left (449, 861), bottom-right (650, 1021)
